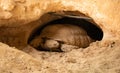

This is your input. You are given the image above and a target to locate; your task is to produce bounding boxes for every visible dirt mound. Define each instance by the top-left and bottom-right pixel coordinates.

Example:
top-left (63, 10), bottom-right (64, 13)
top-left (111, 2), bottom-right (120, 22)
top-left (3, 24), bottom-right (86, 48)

top-left (0, 0), bottom-right (120, 73)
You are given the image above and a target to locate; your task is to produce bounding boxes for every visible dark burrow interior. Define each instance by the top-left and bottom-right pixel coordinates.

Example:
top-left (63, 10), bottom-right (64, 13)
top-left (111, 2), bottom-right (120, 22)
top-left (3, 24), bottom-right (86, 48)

top-left (28, 12), bottom-right (103, 52)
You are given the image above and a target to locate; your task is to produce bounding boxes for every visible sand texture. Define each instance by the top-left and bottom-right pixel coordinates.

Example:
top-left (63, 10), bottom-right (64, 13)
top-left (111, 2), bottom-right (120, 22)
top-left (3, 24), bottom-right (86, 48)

top-left (0, 0), bottom-right (120, 73)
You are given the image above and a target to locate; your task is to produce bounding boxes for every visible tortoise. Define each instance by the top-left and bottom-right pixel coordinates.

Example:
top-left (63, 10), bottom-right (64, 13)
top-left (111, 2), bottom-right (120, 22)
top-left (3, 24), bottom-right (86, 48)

top-left (29, 23), bottom-right (95, 52)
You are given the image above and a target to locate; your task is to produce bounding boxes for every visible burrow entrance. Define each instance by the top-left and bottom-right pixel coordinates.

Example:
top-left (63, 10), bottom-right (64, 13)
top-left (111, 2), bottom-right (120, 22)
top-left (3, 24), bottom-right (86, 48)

top-left (28, 11), bottom-right (103, 52)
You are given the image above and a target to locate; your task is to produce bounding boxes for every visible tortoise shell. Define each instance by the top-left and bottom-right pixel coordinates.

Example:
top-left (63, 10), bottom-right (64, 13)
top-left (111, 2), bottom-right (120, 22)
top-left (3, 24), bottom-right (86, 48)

top-left (30, 24), bottom-right (95, 51)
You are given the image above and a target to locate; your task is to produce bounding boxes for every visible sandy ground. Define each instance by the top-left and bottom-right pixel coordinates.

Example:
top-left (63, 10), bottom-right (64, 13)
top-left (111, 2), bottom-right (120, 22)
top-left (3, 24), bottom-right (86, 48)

top-left (24, 39), bottom-right (120, 73)
top-left (0, 0), bottom-right (120, 73)
top-left (0, 39), bottom-right (120, 73)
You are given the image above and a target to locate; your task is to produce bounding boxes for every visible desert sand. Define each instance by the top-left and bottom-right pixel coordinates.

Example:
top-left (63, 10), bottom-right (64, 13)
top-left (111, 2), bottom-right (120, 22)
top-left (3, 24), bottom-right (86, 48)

top-left (0, 0), bottom-right (120, 73)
